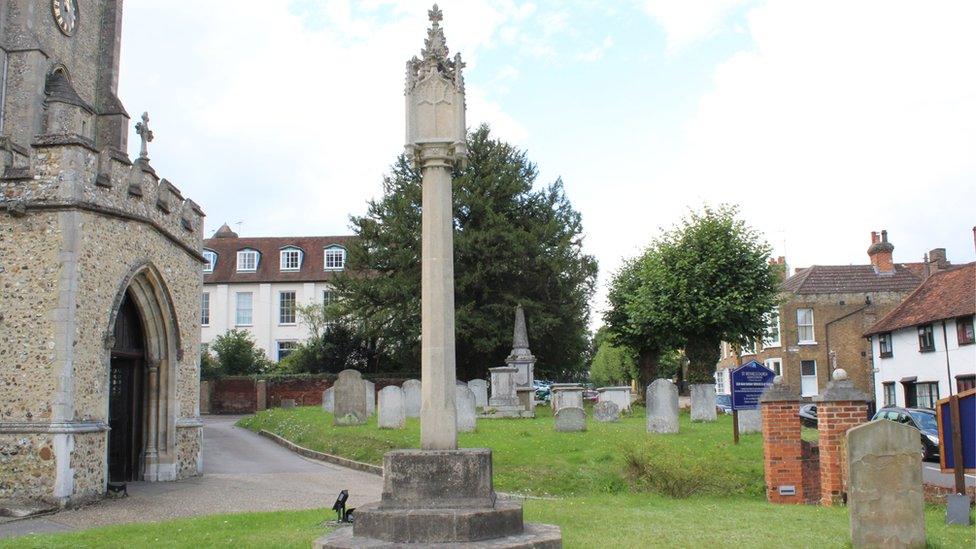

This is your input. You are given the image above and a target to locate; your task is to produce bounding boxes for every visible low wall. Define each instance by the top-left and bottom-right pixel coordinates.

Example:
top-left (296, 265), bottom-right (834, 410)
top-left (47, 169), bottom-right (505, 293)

top-left (205, 374), bottom-right (413, 414)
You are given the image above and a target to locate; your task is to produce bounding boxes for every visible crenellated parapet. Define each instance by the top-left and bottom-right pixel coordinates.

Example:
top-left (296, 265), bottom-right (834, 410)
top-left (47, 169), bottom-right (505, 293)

top-left (0, 133), bottom-right (205, 259)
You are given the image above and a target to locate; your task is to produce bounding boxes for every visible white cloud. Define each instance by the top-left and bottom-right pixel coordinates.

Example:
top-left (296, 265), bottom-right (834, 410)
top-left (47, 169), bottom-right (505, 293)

top-left (641, 0), bottom-right (750, 50)
top-left (119, 0), bottom-right (525, 238)
top-left (578, 36), bottom-right (614, 62)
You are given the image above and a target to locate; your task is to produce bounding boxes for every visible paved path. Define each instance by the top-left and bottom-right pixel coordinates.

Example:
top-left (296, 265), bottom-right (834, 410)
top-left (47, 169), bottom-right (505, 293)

top-left (0, 416), bottom-right (382, 539)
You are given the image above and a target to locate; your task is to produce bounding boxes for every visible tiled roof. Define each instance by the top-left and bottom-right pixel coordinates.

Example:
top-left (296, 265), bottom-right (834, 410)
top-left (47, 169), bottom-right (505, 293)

top-left (781, 264), bottom-right (923, 295)
top-left (203, 235), bottom-right (357, 284)
top-left (865, 263), bottom-right (976, 335)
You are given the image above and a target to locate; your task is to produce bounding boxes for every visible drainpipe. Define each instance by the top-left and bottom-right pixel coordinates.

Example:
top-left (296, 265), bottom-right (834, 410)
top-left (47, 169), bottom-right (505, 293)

top-left (942, 320), bottom-right (953, 395)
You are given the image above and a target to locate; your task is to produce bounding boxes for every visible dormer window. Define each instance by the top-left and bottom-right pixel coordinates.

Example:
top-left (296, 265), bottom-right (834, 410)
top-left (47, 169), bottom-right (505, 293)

top-left (203, 250), bottom-right (217, 273)
top-left (324, 246), bottom-right (346, 271)
top-left (280, 247), bottom-right (302, 271)
top-left (237, 249), bottom-right (259, 272)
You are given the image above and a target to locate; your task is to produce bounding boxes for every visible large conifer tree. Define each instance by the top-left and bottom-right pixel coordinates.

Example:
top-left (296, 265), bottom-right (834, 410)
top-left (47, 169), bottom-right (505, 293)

top-left (332, 125), bottom-right (597, 380)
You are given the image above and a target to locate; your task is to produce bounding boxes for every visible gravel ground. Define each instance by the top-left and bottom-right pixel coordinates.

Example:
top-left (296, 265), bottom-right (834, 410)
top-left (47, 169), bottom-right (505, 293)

top-left (0, 416), bottom-right (382, 539)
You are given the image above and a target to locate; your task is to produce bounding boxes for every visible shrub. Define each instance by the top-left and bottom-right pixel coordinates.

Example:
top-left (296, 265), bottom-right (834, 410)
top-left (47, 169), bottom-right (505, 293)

top-left (210, 329), bottom-right (272, 376)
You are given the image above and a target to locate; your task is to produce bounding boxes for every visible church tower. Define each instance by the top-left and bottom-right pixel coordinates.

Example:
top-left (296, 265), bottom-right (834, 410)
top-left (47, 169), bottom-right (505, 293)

top-left (0, 1), bottom-right (205, 507)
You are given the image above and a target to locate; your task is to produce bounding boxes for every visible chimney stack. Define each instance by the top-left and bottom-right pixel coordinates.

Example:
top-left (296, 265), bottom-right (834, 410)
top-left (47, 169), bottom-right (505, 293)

top-left (867, 230), bottom-right (895, 274)
top-left (927, 248), bottom-right (948, 272)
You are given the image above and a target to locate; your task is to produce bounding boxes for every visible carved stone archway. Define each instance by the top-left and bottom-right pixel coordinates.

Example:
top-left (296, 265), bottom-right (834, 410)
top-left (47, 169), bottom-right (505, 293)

top-left (104, 261), bottom-right (181, 482)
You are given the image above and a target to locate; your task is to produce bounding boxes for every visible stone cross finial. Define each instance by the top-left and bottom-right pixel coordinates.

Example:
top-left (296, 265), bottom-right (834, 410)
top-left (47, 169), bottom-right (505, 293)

top-left (429, 4), bottom-right (443, 25)
top-left (135, 111), bottom-right (154, 160)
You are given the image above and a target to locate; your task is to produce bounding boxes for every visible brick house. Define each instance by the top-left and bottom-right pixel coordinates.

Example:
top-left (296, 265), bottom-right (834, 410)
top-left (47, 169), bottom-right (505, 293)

top-left (716, 231), bottom-right (950, 401)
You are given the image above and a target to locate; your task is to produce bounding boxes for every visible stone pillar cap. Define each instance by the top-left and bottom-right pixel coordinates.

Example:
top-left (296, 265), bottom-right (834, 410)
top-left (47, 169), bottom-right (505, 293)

top-left (759, 376), bottom-right (801, 402)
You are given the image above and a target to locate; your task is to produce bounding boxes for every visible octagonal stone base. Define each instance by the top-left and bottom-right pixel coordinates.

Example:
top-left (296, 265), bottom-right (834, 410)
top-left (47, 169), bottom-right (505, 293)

top-left (315, 522), bottom-right (562, 548)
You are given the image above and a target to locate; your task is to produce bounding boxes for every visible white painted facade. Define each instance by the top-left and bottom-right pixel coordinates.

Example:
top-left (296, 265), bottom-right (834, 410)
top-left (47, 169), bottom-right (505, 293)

top-left (870, 317), bottom-right (975, 408)
top-left (201, 281), bottom-right (336, 360)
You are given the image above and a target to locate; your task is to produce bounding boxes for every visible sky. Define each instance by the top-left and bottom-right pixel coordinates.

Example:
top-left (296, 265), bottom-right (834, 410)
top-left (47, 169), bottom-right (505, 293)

top-left (118, 0), bottom-right (976, 328)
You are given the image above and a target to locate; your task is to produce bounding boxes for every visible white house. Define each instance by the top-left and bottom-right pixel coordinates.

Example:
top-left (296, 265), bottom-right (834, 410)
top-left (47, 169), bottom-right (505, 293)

top-left (200, 224), bottom-right (356, 361)
top-left (866, 262), bottom-right (975, 409)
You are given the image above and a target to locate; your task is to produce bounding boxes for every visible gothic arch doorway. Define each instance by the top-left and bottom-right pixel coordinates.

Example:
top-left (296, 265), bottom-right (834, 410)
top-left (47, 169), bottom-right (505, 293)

top-left (108, 292), bottom-right (145, 482)
top-left (105, 262), bottom-right (181, 483)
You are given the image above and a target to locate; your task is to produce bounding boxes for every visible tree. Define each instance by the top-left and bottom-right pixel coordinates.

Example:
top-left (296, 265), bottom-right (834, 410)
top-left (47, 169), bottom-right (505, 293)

top-left (603, 251), bottom-right (678, 392)
top-left (331, 125), bottom-right (598, 381)
top-left (646, 205), bottom-right (778, 384)
top-left (277, 304), bottom-right (382, 374)
top-left (210, 329), bottom-right (272, 376)
top-left (589, 338), bottom-right (637, 387)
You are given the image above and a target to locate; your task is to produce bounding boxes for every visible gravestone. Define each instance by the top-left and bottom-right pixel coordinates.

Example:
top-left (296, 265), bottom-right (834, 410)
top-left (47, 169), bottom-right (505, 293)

top-left (506, 305), bottom-right (536, 390)
top-left (593, 401), bottom-right (620, 422)
top-left (402, 379), bottom-right (421, 418)
top-left (597, 386), bottom-right (631, 413)
top-left (333, 369), bottom-right (368, 426)
top-left (456, 385), bottom-right (477, 432)
top-left (551, 384), bottom-right (583, 414)
top-left (468, 379), bottom-right (488, 409)
top-left (364, 380), bottom-right (376, 416)
top-left (378, 386), bottom-right (406, 429)
top-left (690, 384), bottom-right (717, 422)
top-left (322, 387), bottom-right (334, 413)
top-left (555, 406), bottom-right (586, 432)
top-left (847, 420), bottom-right (925, 548)
top-left (280, 398), bottom-right (296, 409)
top-left (737, 409), bottom-right (762, 434)
top-left (489, 367), bottom-right (519, 407)
top-left (646, 379), bottom-right (679, 434)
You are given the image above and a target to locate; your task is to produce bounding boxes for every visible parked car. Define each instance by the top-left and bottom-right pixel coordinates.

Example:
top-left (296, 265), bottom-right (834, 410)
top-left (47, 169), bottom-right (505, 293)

top-left (582, 389), bottom-right (599, 403)
top-left (715, 394), bottom-right (733, 415)
top-left (872, 406), bottom-right (940, 461)
top-left (798, 404), bottom-right (818, 428)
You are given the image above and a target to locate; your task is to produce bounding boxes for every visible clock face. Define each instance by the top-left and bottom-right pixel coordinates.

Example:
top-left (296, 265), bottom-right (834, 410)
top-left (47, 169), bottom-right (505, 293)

top-left (52, 0), bottom-right (78, 36)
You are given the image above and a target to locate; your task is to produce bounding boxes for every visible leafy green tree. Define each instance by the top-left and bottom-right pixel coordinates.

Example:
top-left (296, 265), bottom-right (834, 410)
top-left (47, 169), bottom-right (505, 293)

top-left (644, 205), bottom-right (777, 384)
top-left (277, 304), bottom-right (383, 374)
top-left (589, 338), bottom-right (637, 387)
top-left (210, 329), bottom-right (272, 376)
top-left (604, 251), bottom-right (678, 392)
top-left (332, 125), bottom-right (598, 381)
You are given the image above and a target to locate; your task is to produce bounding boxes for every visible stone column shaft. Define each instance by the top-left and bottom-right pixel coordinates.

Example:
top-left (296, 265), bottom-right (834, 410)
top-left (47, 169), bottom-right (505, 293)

top-left (420, 150), bottom-right (457, 450)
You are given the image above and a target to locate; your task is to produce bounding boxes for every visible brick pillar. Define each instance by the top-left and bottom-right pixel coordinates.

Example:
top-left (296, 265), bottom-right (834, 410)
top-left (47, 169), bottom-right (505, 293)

top-left (816, 369), bottom-right (869, 506)
top-left (760, 378), bottom-right (806, 504)
top-left (256, 379), bottom-right (267, 411)
top-left (199, 380), bottom-right (211, 415)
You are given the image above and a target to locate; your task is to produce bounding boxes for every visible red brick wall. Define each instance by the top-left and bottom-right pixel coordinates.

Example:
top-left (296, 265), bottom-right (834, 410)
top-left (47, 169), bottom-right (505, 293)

top-left (762, 400), bottom-right (807, 504)
top-left (817, 400), bottom-right (868, 506)
top-left (267, 377), bottom-right (332, 408)
top-left (801, 441), bottom-right (821, 504)
top-left (211, 377), bottom-right (258, 414)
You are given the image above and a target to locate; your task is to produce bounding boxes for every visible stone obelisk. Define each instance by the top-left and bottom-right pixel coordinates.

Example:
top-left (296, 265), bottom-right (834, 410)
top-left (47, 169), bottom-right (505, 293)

top-left (316, 7), bottom-right (561, 546)
top-left (407, 4), bottom-right (466, 449)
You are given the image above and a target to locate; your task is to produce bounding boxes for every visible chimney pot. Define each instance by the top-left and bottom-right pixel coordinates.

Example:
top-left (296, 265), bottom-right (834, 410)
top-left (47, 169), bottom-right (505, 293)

top-left (867, 230), bottom-right (895, 274)
top-left (871, 231), bottom-right (879, 244)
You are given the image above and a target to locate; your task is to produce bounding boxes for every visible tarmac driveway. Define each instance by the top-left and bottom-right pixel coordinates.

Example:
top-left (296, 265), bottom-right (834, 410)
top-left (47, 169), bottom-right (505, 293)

top-left (0, 415), bottom-right (382, 539)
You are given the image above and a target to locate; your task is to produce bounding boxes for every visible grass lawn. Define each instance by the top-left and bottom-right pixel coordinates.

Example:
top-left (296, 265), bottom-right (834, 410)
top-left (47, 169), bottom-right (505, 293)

top-left (5, 496), bottom-right (972, 548)
top-left (6, 406), bottom-right (973, 548)
top-left (238, 405), bottom-right (765, 498)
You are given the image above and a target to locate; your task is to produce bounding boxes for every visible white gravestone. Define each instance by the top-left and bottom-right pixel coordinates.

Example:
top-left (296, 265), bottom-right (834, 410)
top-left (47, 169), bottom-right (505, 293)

top-left (378, 386), bottom-right (406, 429)
top-left (690, 384), bottom-right (717, 422)
top-left (467, 379), bottom-right (488, 409)
top-left (646, 379), bottom-right (679, 434)
top-left (334, 369), bottom-right (368, 426)
top-left (554, 406), bottom-right (586, 432)
top-left (488, 367), bottom-right (519, 407)
top-left (364, 380), bottom-right (376, 416)
top-left (737, 409), bottom-right (762, 434)
top-left (402, 379), bottom-right (422, 418)
top-left (322, 387), bottom-right (334, 413)
top-left (847, 420), bottom-right (925, 548)
top-left (455, 385), bottom-right (477, 432)
top-left (597, 386), bottom-right (631, 413)
top-left (551, 384), bottom-right (583, 414)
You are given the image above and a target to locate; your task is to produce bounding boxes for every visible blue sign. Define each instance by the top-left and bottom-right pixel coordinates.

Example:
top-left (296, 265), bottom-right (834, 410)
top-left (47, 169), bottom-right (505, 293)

top-left (937, 390), bottom-right (976, 473)
top-left (730, 360), bottom-right (776, 411)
